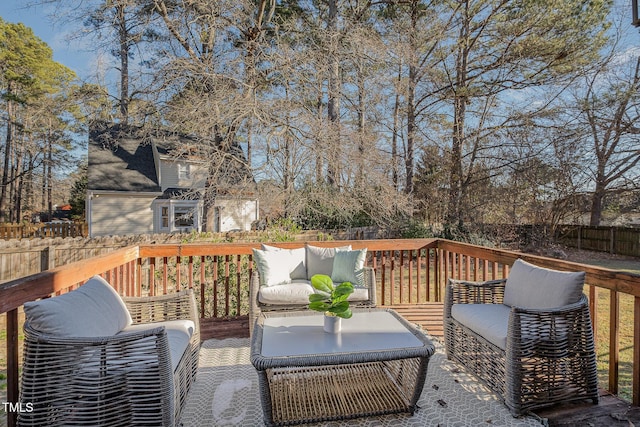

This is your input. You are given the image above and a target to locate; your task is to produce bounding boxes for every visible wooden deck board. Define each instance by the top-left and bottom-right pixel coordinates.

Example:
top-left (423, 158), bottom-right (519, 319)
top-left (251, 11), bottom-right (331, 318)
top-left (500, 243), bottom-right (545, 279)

top-left (199, 303), bottom-right (640, 426)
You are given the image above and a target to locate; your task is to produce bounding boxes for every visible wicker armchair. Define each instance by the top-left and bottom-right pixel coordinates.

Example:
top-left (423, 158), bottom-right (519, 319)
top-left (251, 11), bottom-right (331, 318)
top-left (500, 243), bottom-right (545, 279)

top-left (443, 259), bottom-right (599, 416)
top-left (249, 266), bottom-right (376, 335)
top-left (19, 285), bottom-right (200, 427)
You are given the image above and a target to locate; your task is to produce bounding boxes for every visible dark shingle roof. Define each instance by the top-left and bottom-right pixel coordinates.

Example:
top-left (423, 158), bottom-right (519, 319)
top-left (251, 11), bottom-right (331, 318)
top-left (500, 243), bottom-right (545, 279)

top-left (88, 122), bottom-right (256, 194)
top-left (88, 123), bottom-right (161, 192)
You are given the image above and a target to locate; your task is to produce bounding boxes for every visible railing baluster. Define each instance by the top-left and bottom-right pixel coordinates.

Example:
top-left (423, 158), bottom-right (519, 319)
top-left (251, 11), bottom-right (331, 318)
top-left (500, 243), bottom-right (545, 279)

top-left (634, 296), bottom-right (640, 406)
top-left (381, 251), bottom-right (387, 305)
top-left (236, 254), bottom-right (242, 316)
top-left (399, 250), bottom-right (404, 304)
top-left (150, 257), bottom-right (156, 296)
top-left (213, 256), bottom-right (219, 318)
top-left (136, 257), bottom-right (142, 296)
top-left (200, 256), bottom-right (206, 317)
top-left (225, 255), bottom-right (230, 317)
top-left (390, 251), bottom-right (395, 304)
top-left (425, 249), bottom-right (430, 302)
top-left (175, 256), bottom-right (181, 293)
top-left (610, 289), bottom-right (620, 395)
top-left (415, 249), bottom-right (421, 303)
top-left (162, 257), bottom-right (169, 293)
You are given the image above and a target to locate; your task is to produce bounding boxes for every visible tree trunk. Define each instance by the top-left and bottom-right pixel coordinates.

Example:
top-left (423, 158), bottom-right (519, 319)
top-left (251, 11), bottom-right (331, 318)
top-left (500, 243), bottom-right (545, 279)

top-left (392, 66), bottom-right (400, 192)
top-left (117, 2), bottom-right (129, 124)
top-left (356, 60), bottom-right (366, 188)
top-left (448, 4), bottom-right (470, 228)
top-left (326, 0), bottom-right (340, 187)
top-left (0, 84), bottom-right (15, 223)
top-left (14, 153), bottom-right (23, 223)
top-left (589, 179), bottom-right (606, 226)
top-left (47, 120), bottom-right (53, 221)
top-left (405, 2), bottom-right (420, 196)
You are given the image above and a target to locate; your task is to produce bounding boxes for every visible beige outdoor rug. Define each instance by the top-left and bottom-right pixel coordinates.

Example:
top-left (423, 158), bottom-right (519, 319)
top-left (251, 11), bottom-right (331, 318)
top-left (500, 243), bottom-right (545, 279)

top-left (178, 337), bottom-right (547, 427)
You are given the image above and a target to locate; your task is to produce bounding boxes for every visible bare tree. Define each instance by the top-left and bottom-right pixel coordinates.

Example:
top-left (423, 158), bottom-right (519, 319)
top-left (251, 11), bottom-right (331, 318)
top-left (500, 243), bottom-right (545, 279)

top-left (568, 54), bottom-right (640, 225)
top-left (441, 0), bottom-right (610, 228)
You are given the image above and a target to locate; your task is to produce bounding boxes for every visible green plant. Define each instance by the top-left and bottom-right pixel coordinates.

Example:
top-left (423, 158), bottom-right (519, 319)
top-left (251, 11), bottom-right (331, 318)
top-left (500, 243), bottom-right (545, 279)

top-left (308, 274), bottom-right (354, 318)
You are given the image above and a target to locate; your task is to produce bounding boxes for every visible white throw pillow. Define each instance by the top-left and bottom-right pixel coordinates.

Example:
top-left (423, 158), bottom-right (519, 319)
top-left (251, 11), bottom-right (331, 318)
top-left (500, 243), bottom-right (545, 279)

top-left (261, 244), bottom-right (307, 280)
top-left (305, 244), bottom-right (352, 279)
top-left (252, 249), bottom-right (292, 287)
top-left (331, 249), bottom-right (367, 286)
top-left (23, 275), bottom-right (132, 337)
top-left (503, 259), bottom-right (585, 309)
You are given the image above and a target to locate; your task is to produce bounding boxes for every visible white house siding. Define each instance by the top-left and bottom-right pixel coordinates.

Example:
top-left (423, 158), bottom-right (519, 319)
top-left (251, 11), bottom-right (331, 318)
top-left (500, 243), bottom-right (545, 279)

top-left (158, 158), bottom-right (206, 191)
top-left (215, 198), bottom-right (258, 232)
top-left (89, 193), bottom-right (158, 237)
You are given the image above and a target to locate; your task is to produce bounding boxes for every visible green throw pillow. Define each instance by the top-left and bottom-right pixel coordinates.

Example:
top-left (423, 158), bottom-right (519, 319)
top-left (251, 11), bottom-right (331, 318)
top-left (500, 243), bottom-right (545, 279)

top-left (331, 249), bottom-right (367, 286)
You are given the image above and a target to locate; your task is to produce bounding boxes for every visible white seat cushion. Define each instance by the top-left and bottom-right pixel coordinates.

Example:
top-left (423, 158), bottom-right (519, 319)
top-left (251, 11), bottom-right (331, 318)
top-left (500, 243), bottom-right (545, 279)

top-left (24, 275), bottom-right (132, 337)
top-left (120, 319), bottom-right (195, 372)
top-left (349, 287), bottom-right (369, 302)
top-left (503, 259), bottom-right (585, 309)
top-left (451, 303), bottom-right (511, 350)
top-left (258, 282), bottom-right (315, 305)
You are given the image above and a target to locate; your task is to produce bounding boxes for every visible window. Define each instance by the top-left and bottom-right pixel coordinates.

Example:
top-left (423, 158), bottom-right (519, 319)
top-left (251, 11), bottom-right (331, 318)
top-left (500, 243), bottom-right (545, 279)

top-left (178, 163), bottom-right (191, 180)
top-left (174, 206), bottom-right (195, 228)
top-left (161, 207), bottom-right (169, 229)
top-left (155, 201), bottom-right (200, 233)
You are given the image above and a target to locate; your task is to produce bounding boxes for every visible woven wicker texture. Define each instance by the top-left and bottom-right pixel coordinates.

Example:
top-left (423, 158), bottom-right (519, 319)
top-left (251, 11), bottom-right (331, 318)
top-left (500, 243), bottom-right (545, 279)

top-left (444, 278), bottom-right (599, 416)
top-left (249, 267), bottom-right (377, 335)
top-left (251, 308), bottom-right (433, 426)
top-left (266, 360), bottom-right (421, 425)
top-left (178, 337), bottom-right (546, 426)
top-left (19, 290), bottom-right (200, 427)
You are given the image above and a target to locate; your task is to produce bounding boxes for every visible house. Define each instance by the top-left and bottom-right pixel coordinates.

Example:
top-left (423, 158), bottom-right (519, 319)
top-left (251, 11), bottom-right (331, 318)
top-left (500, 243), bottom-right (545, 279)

top-left (86, 123), bottom-right (259, 237)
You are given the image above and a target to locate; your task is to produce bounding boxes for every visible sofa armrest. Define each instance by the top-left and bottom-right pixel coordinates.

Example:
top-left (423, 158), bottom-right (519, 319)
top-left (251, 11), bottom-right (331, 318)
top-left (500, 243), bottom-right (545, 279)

top-left (363, 266), bottom-right (376, 307)
top-left (20, 323), bottom-right (175, 426)
top-left (508, 294), bottom-right (593, 353)
top-left (124, 290), bottom-right (199, 330)
top-left (444, 278), bottom-right (507, 318)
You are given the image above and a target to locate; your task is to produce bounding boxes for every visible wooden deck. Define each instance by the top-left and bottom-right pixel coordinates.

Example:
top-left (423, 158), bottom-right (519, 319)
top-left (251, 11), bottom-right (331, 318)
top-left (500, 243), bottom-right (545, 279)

top-left (201, 302), bottom-right (640, 426)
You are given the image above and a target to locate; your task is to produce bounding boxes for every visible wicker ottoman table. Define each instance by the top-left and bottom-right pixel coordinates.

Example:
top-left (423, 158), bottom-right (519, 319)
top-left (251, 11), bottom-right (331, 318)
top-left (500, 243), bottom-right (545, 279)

top-left (250, 308), bottom-right (435, 426)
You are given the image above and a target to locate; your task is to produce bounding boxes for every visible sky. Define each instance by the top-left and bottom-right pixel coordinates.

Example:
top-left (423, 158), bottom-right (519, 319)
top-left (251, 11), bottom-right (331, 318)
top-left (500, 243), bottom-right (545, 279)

top-left (0, 0), bottom-right (97, 81)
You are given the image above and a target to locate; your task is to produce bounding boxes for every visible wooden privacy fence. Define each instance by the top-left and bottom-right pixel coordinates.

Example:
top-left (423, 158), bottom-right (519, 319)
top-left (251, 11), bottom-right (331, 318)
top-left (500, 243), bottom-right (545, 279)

top-left (0, 227), bottom-right (384, 284)
top-left (556, 225), bottom-right (640, 257)
top-left (2, 238), bottom-right (640, 427)
top-left (0, 222), bottom-right (88, 240)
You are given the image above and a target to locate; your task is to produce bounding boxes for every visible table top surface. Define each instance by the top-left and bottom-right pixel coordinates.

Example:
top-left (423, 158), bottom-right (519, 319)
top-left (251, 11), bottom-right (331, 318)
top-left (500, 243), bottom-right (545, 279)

top-left (255, 309), bottom-right (431, 359)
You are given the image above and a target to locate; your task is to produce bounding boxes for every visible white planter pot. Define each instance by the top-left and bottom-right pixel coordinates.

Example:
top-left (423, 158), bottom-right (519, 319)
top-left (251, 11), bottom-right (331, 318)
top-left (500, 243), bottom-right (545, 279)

top-left (323, 315), bottom-right (341, 334)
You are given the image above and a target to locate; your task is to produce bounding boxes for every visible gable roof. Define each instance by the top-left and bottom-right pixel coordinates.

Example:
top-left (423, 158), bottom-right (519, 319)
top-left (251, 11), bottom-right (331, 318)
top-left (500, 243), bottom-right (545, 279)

top-left (88, 123), bottom-right (161, 192)
top-left (87, 122), bottom-right (256, 195)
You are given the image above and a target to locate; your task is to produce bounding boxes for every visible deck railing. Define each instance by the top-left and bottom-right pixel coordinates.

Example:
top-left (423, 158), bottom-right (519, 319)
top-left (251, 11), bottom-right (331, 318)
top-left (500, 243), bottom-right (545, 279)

top-left (2, 238), bottom-right (640, 427)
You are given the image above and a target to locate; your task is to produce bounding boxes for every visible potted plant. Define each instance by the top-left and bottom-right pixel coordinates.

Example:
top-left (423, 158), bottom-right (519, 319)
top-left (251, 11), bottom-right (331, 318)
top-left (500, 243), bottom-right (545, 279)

top-left (308, 274), bottom-right (354, 333)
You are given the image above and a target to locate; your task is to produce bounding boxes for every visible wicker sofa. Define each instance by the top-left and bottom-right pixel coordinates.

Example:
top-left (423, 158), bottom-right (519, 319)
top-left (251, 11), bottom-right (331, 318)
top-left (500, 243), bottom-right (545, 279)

top-left (19, 275), bottom-right (200, 427)
top-left (249, 244), bottom-right (377, 334)
top-left (444, 259), bottom-right (599, 416)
